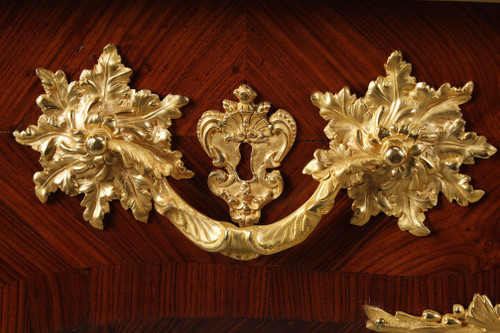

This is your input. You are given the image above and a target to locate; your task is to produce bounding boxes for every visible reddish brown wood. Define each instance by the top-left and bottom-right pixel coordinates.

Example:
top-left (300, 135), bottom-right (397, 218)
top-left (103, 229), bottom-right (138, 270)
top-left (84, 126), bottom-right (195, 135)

top-left (67, 318), bottom-right (367, 333)
top-left (1, 263), bottom-right (498, 332)
top-left (0, 0), bottom-right (499, 332)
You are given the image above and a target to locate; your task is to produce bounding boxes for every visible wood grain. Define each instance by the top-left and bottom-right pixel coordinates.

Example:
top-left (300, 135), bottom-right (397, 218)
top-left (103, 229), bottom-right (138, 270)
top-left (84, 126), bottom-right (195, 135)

top-left (0, 0), bottom-right (498, 331)
top-left (1, 263), bottom-right (498, 332)
top-left (68, 318), bottom-right (367, 333)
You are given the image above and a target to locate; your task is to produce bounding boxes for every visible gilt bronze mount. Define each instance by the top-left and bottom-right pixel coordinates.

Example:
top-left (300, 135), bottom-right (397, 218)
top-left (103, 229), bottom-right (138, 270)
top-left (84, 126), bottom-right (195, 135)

top-left (197, 85), bottom-right (296, 227)
top-left (14, 45), bottom-right (496, 260)
top-left (365, 294), bottom-right (500, 332)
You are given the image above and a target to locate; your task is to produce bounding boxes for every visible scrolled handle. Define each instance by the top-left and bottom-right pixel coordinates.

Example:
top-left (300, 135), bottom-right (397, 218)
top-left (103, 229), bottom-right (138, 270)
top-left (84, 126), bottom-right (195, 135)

top-left (153, 177), bottom-right (339, 260)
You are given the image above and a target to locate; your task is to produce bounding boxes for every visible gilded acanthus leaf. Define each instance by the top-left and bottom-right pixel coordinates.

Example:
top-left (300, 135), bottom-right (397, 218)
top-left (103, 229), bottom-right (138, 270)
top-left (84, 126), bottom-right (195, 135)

top-left (107, 140), bottom-right (180, 180)
top-left (466, 295), bottom-right (500, 330)
top-left (348, 174), bottom-right (388, 226)
top-left (114, 170), bottom-right (152, 223)
top-left (14, 44), bottom-right (192, 228)
top-left (366, 51), bottom-right (416, 111)
top-left (36, 68), bottom-right (80, 119)
top-left (305, 51), bottom-right (496, 236)
top-left (383, 178), bottom-right (439, 236)
top-left (79, 44), bottom-right (132, 104)
top-left (312, 88), bottom-right (369, 148)
top-left (436, 119), bottom-right (496, 165)
top-left (33, 155), bottom-right (87, 202)
top-left (80, 177), bottom-right (116, 229)
top-left (438, 168), bottom-right (484, 206)
top-left (14, 116), bottom-right (72, 154)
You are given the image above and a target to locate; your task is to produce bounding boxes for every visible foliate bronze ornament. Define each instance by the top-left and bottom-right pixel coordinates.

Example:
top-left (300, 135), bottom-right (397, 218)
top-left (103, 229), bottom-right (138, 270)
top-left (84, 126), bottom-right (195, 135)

top-left (197, 85), bottom-right (296, 227)
top-left (13, 45), bottom-right (193, 229)
top-left (365, 294), bottom-right (500, 332)
top-left (304, 51), bottom-right (496, 236)
top-left (15, 46), bottom-right (496, 260)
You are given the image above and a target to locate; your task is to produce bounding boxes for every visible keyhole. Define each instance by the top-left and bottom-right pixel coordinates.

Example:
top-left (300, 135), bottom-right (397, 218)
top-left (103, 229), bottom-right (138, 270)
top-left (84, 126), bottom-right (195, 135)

top-left (236, 143), bottom-right (253, 180)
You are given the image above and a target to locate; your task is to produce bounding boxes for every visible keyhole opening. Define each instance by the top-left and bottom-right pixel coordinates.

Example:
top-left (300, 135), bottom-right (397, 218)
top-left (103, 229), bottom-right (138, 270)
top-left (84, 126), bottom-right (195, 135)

top-left (236, 143), bottom-right (253, 180)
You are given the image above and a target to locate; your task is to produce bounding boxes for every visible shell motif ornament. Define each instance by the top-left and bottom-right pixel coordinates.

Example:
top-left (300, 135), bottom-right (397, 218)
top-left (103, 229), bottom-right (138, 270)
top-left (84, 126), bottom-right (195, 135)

top-left (197, 85), bottom-right (296, 227)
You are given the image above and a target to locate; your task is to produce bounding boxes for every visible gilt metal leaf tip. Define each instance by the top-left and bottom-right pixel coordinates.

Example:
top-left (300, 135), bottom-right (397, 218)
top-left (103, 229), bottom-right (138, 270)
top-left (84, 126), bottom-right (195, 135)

top-left (304, 51), bottom-right (496, 236)
top-left (14, 44), bottom-right (193, 229)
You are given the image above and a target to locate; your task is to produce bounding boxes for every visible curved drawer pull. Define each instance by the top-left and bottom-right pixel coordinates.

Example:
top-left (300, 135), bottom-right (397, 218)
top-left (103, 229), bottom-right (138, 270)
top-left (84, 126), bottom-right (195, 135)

top-left (14, 45), bottom-right (496, 260)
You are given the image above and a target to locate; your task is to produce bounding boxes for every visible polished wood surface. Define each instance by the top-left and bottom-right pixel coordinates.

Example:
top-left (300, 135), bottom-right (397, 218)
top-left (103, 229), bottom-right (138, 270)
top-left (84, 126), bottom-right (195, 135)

top-left (0, 0), bottom-right (499, 332)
